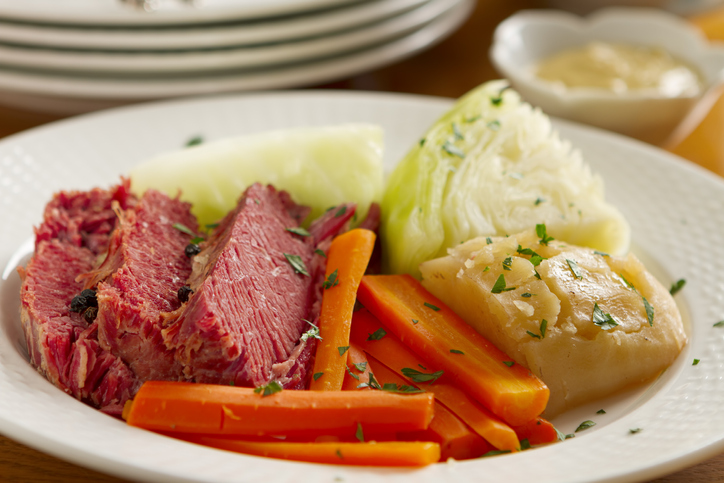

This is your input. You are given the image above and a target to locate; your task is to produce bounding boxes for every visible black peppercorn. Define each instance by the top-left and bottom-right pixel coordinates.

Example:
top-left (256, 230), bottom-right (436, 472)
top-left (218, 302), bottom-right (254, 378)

top-left (70, 289), bottom-right (98, 313)
top-left (185, 243), bottom-right (201, 258)
top-left (178, 285), bottom-right (193, 303)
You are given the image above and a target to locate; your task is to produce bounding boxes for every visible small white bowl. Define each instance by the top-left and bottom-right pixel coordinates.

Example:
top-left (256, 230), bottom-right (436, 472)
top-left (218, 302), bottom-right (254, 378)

top-left (490, 7), bottom-right (724, 144)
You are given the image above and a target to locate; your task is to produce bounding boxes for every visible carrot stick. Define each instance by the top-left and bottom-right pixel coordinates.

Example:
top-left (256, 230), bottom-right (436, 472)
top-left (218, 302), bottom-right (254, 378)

top-left (310, 228), bottom-right (377, 391)
top-left (341, 342), bottom-right (373, 391)
top-left (351, 308), bottom-right (519, 451)
top-left (513, 417), bottom-right (559, 446)
top-left (356, 275), bottom-right (549, 427)
top-left (366, 356), bottom-right (492, 461)
top-left (125, 380), bottom-right (434, 437)
top-left (177, 436), bottom-right (441, 467)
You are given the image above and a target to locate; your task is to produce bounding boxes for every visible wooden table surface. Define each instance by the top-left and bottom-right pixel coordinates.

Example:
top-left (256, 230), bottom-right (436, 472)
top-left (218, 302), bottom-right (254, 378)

top-left (3, 1), bottom-right (724, 481)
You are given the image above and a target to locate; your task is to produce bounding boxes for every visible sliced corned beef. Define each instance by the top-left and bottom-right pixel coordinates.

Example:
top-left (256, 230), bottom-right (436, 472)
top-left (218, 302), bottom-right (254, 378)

top-left (163, 183), bottom-right (355, 389)
top-left (18, 181), bottom-right (139, 415)
top-left (83, 189), bottom-right (198, 382)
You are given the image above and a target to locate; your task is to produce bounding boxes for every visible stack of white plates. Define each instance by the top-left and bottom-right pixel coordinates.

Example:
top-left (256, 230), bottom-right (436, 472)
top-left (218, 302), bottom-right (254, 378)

top-left (0, 0), bottom-right (474, 115)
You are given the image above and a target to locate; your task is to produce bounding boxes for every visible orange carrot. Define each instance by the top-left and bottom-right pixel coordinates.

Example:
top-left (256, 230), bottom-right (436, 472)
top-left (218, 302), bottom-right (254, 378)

top-left (366, 356), bottom-right (492, 461)
top-left (125, 381), bottom-right (434, 437)
top-left (513, 417), bottom-right (559, 446)
top-left (356, 275), bottom-right (549, 426)
top-left (341, 342), bottom-right (373, 391)
top-left (310, 228), bottom-right (376, 391)
top-left (177, 436), bottom-right (441, 467)
top-left (351, 308), bottom-right (519, 451)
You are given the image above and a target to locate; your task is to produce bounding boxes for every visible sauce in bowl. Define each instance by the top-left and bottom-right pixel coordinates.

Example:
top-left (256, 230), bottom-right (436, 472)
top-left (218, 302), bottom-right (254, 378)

top-left (535, 42), bottom-right (703, 97)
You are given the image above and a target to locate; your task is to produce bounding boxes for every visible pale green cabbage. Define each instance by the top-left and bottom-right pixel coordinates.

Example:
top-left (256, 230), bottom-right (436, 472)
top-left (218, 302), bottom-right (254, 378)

top-left (382, 80), bottom-right (631, 277)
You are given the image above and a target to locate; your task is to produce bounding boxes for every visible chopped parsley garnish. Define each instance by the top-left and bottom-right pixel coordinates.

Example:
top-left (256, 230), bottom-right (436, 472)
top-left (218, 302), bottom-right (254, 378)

top-left (594, 250), bottom-right (609, 257)
top-left (670, 279), bottom-right (686, 295)
top-left (481, 449), bottom-right (512, 457)
top-left (355, 423), bottom-right (364, 442)
top-left (185, 135), bottom-right (203, 147)
top-left (575, 420), bottom-right (596, 432)
top-left (486, 237), bottom-right (493, 245)
top-left (313, 372), bottom-right (323, 381)
top-left (503, 361), bottom-right (515, 367)
top-left (693, 358), bottom-right (700, 365)
top-left (442, 141), bottom-right (465, 159)
top-left (323, 269), bottom-right (340, 289)
top-left (566, 259), bottom-right (583, 280)
top-left (283, 253), bottom-right (309, 276)
top-left (254, 381), bottom-right (282, 397)
top-left (336, 449), bottom-right (344, 460)
top-left (516, 245), bottom-right (545, 266)
top-left (335, 206), bottom-right (347, 218)
top-left (366, 328), bottom-right (387, 341)
top-left (382, 383), bottom-right (423, 394)
top-left (520, 439), bottom-right (531, 450)
top-left (450, 349), bottom-right (464, 355)
top-left (345, 365), bottom-right (360, 381)
top-left (540, 319), bottom-right (547, 338)
top-left (172, 223), bottom-right (196, 237)
top-left (502, 257), bottom-right (513, 271)
top-left (491, 274), bottom-right (515, 293)
top-left (490, 85), bottom-right (510, 106)
top-left (534, 197), bottom-right (545, 205)
top-left (190, 236), bottom-right (205, 245)
top-left (629, 428), bottom-right (642, 434)
top-left (357, 372), bottom-right (382, 390)
top-left (419, 138), bottom-right (426, 147)
top-left (526, 331), bottom-right (541, 340)
top-left (555, 428), bottom-right (575, 441)
top-left (424, 302), bottom-right (441, 311)
top-left (596, 409), bottom-right (606, 415)
top-left (452, 122), bottom-right (464, 140)
top-left (487, 120), bottom-right (501, 131)
top-left (286, 226), bottom-right (311, 237)
top-left (337, 346), bottom-right (350, 356)
top-left (353, 362), bottom-right (368, 372)
top-left (592, 303), bottom-right (619, 330)
top-left (314, 248), bottom-right (326, 257)
top-left (401, 367), bottom-right (443, 384)
top-left (465, 115), bottom-right (481, 123)
top-left (521, 293), bottom-right (534, 298)
top-left (643, 297), bottom-right (654, 326)
top-left (536, 223), bottom-right (554, 245)
top-left (300, 321), bottom-right (322, 342)
top-left (205, 222), bottom-right (220, 229)
top-left (412, 319), bottom-right (419, 324)
top-left (714, 321), bottom-right (724, 327)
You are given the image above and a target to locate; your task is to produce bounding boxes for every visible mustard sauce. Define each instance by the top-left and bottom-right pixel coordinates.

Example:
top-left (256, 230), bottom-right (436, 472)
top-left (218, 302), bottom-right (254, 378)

top-left (535, 42), bottom-right (702, 97)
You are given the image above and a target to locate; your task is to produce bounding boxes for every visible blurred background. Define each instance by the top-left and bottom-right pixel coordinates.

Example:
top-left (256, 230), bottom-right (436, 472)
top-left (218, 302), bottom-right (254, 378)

top-left (3, 0), bottom-right (724, 480)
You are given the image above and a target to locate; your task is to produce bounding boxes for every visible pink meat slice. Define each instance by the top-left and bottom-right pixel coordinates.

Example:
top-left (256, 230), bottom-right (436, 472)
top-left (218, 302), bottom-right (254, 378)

top-left (163, 183), bottom-right (356, 389)
top-left (83, 189), bottom-right (198, 382)
top-left (18, 181), bottom-right (139, 415)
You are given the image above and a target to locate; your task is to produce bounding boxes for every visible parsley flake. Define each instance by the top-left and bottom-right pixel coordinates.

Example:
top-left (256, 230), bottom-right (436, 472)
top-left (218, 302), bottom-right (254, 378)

top-left (450, 349), bottom-right (464, 355)
top-left (355, 423), bottom-right (364, 442)
top-left (592, 303), bottom-right (619, 330)
top-left (336, 449), bottom-right (344, 460)
top-left (714, 321), bottom-right (724, 327)
top-left (300, 321), bottom-right (322, 342)
top-left (345, 365), bottom-right (360, 381)
top-left (594, 250), bottom-right (609, 257)
top-left (419, 138), bottom-right (426, 147)
top-left (366, 328), bottom-right (387, 341)
top-left (535, 223), bottom-right (554, 245)
top-left (575, 420), bottom-right (596, 432)
top-left (534, 197), bottom-right (545, 205)
top-left (313, 372), bottom-right (323, 381)
top-left (629, 428), bottom-right (643, 434)
top-left (286, 227), bottom-right (311, 237)
top-left (566, 259), bottom-right (583, 280)
top-left (452, 123), bottom-right (464, 140)
top-left (401, 367), bottom-right (443, 384)
top-left (521, 293), bottom-right (534, 298)
top-left (503, 361), bottom-right (515, 367)
top-left (205, 222), bottom-right (220, 229)
top-left (382, 383), bottom-right (423, 394)
top-left (314, 248), bottom-right (326, 257)
top-left (596, 409), bottom-right (606, 415)
top-left (693, 358), bottom-right (700, 365)
top-left (424, 302), bottom-right (441, 311)
top-left (185, 135), bottom-right (203, 147)
top-left (412, 319), bottom-right (419, 324)
top-left (487, 120), bottom-right (501, 131)
top-left (520, 438), bottom-right (531, 450)
top-left (337, 346), bottom-right (350, 356)
top-left (643, 297), bottom-right (654, 326)
top-left (503, 256), bottom-right (513, 271)
top-left (491, 274), bottom-right (515, 294)
top-left (172, 223), bottom-right (196, 237)
top-left (555, 428), bottom-right (575, 441)
top-left (442, 141), bottom-right (465, 159)
top-left (481, 450), bottom-right (512, 457)
top-left (486, 237), bottom-right (493, 245)
top-left (323, 269), bottom-right (340, 289)
top-left (283, 253), bottom-right (309, 276)
top-left (254, 381), bottom-right (283, 397)
top-left (670, 279), bottom-right (686, 295)
top-left (353, 362), bottom-right (368, 372)
top-left (526, 331), bottom-right (541, 340)
top-left (335, 206), bottom-right (347, 218)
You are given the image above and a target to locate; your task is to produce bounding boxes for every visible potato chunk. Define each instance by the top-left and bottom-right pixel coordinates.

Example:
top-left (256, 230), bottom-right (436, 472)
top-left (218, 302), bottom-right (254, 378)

top-left (419, 229), bottom-right (686, 417)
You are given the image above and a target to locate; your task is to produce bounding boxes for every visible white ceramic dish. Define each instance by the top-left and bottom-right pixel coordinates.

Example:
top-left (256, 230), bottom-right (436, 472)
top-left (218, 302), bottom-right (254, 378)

top-left (0, 0), bottom-right (360, 26)
top-left (0, 0), bottom-right (427, 51)
top-left (2, 90), bottom-right (724, 483)
top-left (0, 0), bottom-right (456, 74)
top-left (0, 0), bottom-right (474, 116)
top-left (490, 8), bottom-right (724, 145)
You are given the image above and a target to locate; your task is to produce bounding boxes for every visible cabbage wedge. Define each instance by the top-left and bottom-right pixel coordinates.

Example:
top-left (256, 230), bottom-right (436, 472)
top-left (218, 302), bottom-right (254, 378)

top-left (382, 80), bottom-right (630, 277)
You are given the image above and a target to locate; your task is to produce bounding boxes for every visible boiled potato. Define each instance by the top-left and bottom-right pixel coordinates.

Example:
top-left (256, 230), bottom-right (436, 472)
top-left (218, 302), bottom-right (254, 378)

top-left (419, 229), bottom-right (687, 417)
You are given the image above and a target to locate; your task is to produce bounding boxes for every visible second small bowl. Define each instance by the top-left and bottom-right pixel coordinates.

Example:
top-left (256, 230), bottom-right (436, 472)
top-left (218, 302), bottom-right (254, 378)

top-left (490, 7), bottom-right (724, 145)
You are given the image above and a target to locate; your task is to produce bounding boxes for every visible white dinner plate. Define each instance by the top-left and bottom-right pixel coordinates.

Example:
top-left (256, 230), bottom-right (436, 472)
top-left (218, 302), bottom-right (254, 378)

top-left (0, 0), bottom-right (428, 51)
top-left (0, 0), bottom-right (473, 116)
top-left (0, 0), bottom-right (361, 26)
top-left (0, 0), bottom-right (457, 74)
top-left (1, 90), bottom-right (723, 483)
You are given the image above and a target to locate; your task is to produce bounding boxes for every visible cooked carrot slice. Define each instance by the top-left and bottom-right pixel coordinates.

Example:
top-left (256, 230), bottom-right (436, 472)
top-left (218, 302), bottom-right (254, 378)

top-left (351, 308), bottom-right (519, 451)
top-left (356, 274), bottom-right (549, 426)
top-left (125, 381), bottom-right (434, 437)
top-left (310, 228), bottom-right (376, 391)
top-left (341, 342), bottom-right (373, 391)
top-left (513, 417), bottom-right (559, 446)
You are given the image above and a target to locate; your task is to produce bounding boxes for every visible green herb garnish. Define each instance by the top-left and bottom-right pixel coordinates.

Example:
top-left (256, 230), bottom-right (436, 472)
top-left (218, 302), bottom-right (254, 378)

top-left (366, 328), bottom-right (387, 341)
top-left (575, 420), bottom-right (596, 432)
top-left (424, 302), bottom-right (441, 311)
top-left (313, 372), bottom-right (323, 381)
top-left (535, 223), bottom-right (554, 245)
top-left (442, 141), bottom-right (465, 158)
top-left (592, 303), bottom-right (619, 330)
top-left (323, 269), bottom-right (340, 289)
top-left (254, 381), bottom-right (283, 397)
top-left (670, 279), bottom-right (686, 295)
top-left (503, 361), bottom-right (515, 367)
top-left (337, 346), bottom-right (350, 356)
top-left (401, 367), bottom-right (443, 384)
top-left (503, 256), bottom-right (513, 271)
top-left (450, 349), bottom-right (464, 355)
top-left (186, 135), bottom-right (203, 147)
top-left (566, 259), bottom-right (583, 280)
top-left (284, 253), bottom-right (309, 276)
top-left (643, 297), bottom-right (654, 326)
top-left (286, 227), bottom-right (311, 237)
top-left (491, 274), bottom-right (515, 294)
top-left (172, 223), bottom-right (196, 237)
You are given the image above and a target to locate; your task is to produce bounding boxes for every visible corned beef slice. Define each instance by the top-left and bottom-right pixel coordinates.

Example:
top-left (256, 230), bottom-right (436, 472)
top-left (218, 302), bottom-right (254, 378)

top-left (163, 183), bottom-right (356, 389)
top-left (83, 190), bottom-right (198, 382)
top-left (18, 182), bottom-right (139, 414)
